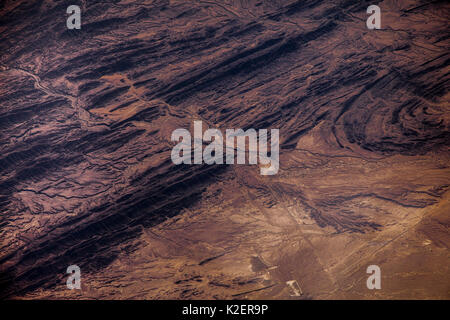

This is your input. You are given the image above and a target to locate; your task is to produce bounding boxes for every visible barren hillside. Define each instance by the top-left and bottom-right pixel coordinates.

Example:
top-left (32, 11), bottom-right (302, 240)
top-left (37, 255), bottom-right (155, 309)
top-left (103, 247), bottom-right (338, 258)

top-left (0, 0), bottom-right (449, 299)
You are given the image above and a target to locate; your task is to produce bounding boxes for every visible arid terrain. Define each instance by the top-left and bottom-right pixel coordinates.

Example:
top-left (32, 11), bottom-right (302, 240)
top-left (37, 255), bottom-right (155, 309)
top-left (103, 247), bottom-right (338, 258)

top-left (0, 0), bottom-right (449, 299)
